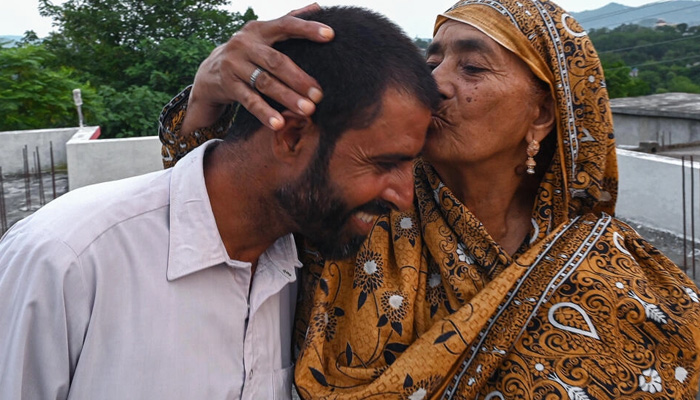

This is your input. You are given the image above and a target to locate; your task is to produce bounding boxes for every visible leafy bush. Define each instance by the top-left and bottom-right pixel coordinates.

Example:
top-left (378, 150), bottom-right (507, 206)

top-left (0, 44), bottom-right (103, 130)
top-left (94, 85), bottom-right (171, 138)
top-left (0, 0), bottom-right (257, 137)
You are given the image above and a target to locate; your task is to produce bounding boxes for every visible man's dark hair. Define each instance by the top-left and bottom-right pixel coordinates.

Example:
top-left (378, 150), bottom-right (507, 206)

top-left (227, 6), bottom-right (440, 157)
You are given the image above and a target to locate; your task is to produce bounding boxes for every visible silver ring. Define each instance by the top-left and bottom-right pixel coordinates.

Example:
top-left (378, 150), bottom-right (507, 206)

top-left (249, 67), bottom-right (263, 89)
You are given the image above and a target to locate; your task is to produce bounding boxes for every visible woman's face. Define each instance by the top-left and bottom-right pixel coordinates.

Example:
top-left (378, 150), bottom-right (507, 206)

top-left (424, 20), bottom-right (544, 170)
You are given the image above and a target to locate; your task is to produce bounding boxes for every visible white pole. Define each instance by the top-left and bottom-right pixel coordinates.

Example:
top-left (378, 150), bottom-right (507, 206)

top-left (72, 88), bottom-right (84, 127)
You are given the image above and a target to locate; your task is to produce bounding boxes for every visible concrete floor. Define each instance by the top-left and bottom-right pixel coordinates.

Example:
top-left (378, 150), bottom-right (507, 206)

top-left (622, 217), bottom-right (700, 283)
top-left (0, 171), bottom-right (68, 235)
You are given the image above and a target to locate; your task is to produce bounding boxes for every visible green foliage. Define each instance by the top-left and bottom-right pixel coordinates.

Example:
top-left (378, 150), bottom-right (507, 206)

top-left (666, 74), bottom-right (700, 92)
top-left (38, 0), bottom-right (257, 91)
top-left (0, 44), bottom-right (103, 131)
top-left (6, 0), bottom-right (258, 137)
top-left (413, 37), bottom-right (431, 50)
top-left (590, 23), bottom-right (700, 97)
top-left (94, 85), bottom-right (171, 138)
top-left (600, 61), bottom-right (650, 98)
top-left (124, 37), bottom-right (216, 96)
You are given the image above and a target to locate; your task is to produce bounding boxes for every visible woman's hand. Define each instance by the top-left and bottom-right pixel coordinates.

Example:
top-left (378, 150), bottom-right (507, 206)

top-left (182, 3), bottom-right (334, 135)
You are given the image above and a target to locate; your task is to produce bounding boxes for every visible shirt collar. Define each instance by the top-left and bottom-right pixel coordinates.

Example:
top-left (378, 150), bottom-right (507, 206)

top-left (166, 140), bottom-right (302, 281)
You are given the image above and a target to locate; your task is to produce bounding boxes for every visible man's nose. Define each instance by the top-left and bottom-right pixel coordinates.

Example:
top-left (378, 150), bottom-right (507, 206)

top-left (381, 164), bottom-right (415, 211)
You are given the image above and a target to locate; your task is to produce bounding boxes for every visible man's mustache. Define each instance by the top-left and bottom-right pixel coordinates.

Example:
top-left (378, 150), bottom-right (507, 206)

top-left (354, 200), bottom-right (394, 216)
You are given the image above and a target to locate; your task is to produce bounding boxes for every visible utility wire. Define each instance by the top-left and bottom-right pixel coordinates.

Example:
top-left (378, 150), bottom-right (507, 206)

top-left (582, 2), bottom-right (700, 26)
top-left (604, 53), bottom-right (700, 70)
top-left (599, 34), bottom-right (700, 54)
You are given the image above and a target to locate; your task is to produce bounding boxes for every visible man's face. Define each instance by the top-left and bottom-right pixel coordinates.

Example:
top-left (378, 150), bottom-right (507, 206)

top-left (275, 88), bottom-right (432, 259)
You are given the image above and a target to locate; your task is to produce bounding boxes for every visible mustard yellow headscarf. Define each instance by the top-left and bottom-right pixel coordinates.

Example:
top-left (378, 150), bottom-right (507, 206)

top-left (436, 0), bottom-right (618, 236)
top-left (293, 1), bottom-right (700, 399)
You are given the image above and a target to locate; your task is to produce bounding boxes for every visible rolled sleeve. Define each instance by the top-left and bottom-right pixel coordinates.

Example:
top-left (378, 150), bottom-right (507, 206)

top-left (158, 86), bottom-right (237, 169)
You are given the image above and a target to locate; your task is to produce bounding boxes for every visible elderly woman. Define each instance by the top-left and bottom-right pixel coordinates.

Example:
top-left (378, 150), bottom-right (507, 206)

top-left (159, 1), bottom-right (700, 398)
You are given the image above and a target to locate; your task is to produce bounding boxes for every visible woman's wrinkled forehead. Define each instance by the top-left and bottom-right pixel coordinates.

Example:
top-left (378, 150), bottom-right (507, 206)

top-left (433, 1), bottom-right (554, 88)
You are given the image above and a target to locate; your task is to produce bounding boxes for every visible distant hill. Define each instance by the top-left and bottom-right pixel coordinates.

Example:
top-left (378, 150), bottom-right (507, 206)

top-left (572, 1), bottom-right (700, 30)
top-left (0, 35), bottom-right (22, 47)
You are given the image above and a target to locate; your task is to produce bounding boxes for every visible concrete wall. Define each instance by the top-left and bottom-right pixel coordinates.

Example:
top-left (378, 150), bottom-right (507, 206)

top-left (66, 131), bottom-right (163, 190)
top-left (0, 127), bottom-right (80, 174)
top-left (617, 148), bottom-right (697, 238)
top-left (613, 113), bottom-right (700, 147)
top-left (1, 127), bottom-right (690, 240)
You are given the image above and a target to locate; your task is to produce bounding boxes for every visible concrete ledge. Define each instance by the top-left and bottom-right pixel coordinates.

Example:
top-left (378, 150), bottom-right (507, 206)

top-left (66, 131), bottom-right (163, 190)
top-left (0, 127), bottom-right (79, 174)
top-left (611, 93), bottom-right (700, 121)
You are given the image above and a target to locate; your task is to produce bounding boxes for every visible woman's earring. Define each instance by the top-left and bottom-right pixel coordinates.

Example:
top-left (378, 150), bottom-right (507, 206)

top-left (526, 139), bottom-right (540, 175)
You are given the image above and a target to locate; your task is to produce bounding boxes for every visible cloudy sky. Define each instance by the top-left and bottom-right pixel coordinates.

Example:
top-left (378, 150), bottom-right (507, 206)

top-left (2, 0), bottom-right (665, 39)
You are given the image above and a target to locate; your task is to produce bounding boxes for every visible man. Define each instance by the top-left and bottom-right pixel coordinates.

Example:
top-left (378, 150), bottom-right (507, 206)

top-left (0, 7), bottom-right (438, 399)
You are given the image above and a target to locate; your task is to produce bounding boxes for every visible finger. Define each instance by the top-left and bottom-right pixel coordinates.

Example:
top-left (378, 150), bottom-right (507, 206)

top-left (287, 3), bottom-right (320, 17)
top-left (248, 43), bottom-right (324, 104)
top-left (258, 14), bottom-right (334, 43)
top-left (238, 83), bottom-right (286, 131)
top-left (215, 60), bottom-right (287, 130)
top-left (254, 69), bottom-right (316, 116)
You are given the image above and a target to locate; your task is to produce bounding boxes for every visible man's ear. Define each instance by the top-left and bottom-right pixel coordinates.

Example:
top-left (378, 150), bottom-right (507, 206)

top-left (271, 110), bottom-right (319, 164)
top-left (527, 93), bottom-right (556, 143)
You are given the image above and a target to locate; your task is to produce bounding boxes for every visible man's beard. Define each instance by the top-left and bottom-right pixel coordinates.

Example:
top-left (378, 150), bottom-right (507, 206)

top-left (274, 147), bottom-right (390, 260)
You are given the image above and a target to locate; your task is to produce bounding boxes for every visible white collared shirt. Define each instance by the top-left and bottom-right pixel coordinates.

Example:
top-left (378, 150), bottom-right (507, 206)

top-left (0, 140), bottom-right (302, 399)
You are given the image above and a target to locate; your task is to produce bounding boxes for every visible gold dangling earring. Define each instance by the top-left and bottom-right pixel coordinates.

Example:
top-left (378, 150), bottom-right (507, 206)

top-left (526, 139), bottom-right (540, 175)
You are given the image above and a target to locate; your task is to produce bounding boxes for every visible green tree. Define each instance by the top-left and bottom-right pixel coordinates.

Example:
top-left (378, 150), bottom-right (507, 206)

top-left (590, 23), bottom-right (700, 97)
top-left (94, 85), bottom-right (171, 138)
top-left (124, 37), bottom-right (217, 96)
top-left (602, 60), bottom-right (650, 98)
top-left (31, 0), bottom-right (257, 137)
top-left (667, 74), bottom-right (700, 93)
top-left (39, 0), bottom-right (257, 90)
top-left (413, 37), bottom-right (431, 50)
top-left (0, 44), bottom-right (102, 131)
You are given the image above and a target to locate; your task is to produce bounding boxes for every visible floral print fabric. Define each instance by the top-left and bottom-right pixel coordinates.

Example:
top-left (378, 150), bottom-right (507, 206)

top-left (157, 2), bottom-right (700, 398)
top-left (293, 161), bottom-right (700, 399)
top-left (292, 0), bottom-right (700, 398)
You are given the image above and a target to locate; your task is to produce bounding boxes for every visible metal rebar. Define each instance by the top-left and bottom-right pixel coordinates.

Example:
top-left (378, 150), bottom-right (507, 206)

top-left (32, 151), bottom-right (38, 206)
top-left (692, 156), bottom-right (696, 276)
top-left (683, 156), bottom-right (687, 271)
top-left (32, 150), bottom-right (37, 207)
top-left (0, 167), bottom-right (6, 234)
top-left (23, 146), bottom-right (31, 211)
top-left (50, 141), bottom-right (56, 199)
top-left (35, 146), bottom-right (45, 206)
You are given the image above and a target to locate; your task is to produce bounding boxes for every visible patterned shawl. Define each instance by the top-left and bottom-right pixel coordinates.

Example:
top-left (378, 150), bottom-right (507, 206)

top-left (291, 0), bottom-right (700, 399)
top-left (156, 1), bottom-right (700, 398)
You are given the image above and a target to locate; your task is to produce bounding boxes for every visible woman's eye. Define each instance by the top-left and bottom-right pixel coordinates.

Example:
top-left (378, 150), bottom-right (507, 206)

top-left (426, 62), bottom-right (438, 71)
top-left (462, 65), bottom-right (485, 74)
top-left (377, 161), bottom-right (399, 172)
